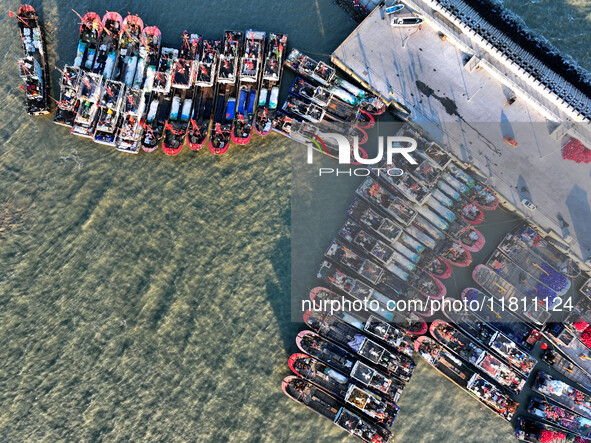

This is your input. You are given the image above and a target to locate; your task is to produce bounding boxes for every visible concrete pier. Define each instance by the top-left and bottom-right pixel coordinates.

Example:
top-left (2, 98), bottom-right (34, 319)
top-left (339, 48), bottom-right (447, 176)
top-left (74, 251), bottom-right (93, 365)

top-left (332, 1), bottom-right (591, 265)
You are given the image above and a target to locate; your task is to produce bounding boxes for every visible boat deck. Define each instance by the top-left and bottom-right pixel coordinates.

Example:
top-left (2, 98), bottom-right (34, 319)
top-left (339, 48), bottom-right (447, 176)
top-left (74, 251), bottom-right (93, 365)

top-left (331, 2), bottom-right (591, 263)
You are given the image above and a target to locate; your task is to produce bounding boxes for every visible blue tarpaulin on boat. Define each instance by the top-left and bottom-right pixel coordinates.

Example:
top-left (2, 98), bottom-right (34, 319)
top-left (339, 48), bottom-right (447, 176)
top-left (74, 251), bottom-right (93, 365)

top-left (247, 90), bottom-right (256, 114)
top-left (225, 98), bottom-right (236, 120)
top-left (237, 90), bottom-right (247, 114)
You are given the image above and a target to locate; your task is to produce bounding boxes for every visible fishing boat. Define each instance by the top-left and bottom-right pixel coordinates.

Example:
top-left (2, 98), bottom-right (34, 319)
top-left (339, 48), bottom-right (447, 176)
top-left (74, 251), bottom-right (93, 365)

top-left (324, 239), bottom-right (426, 305)
top-left (473, 264), bottom-right (552, 326)
top-left (440, 241), bottom-right (472, 267)
top-left (443, 309), bottom-right (538, 377)
top-left (289, 355), bottom-right (400, 427)
top-left (115, 87), bottom-right (145, 153)
top-left (304, 307), bottom-right (414, 358)
top-left (284, 49), bottom-right (335, 85)
top-left (309, 286), bottom-right (428, 336)
top-left (337, 219), bottom-right (445, 298)
top-left (73, 12), bottom-right (101, 70)
top-left (323, 98), bottom-right (364, 124)
top-left (289, 77), bottom-right (332, 106)
top-left (412, 137), bottom-right (452, 170)
top-left (442, 172), bottom-right (470, 194)
top-left (540, 344), bottom-right (591, 388)
top-left (426, 197), bottom-right (457, 223)
top-left (284, 48), bottom-right (386, 115)
top-left (141, 94), bottom-right (171, 152)
top-left (456, 226), bottom-right (486, 252)
top-left (375, 168), bottom-right (431, 206)
top-left (356, 178), bottom-right (417, 226)
top-left (254, 32), bottom-right (287, 136)
top-left (460, 288), bottom-right (542, 351)
top-left (140, 47), bottom-right (177, 152)
top-left (532, 372), bottom-right (591, 418)
top-left (430, 320), bottom-right (527, 394)
top-left (93, 79), bottom-right (125, 145)
top-left (53, 65), bottom-right (80, 127)
top-left (14, 5), bottom-right (50, 116)
top-left (92, 12), bottom-right (123, 78)
top-left (231, 30), bottom-right (265, 145)
top-left (565, 297), bottom-right (591, 344)
top-left (528, 396), bottom-right (591, 438)
top-left (487, 250), bottom-right (560, 306)
top-left (390, 16), bottom-right (424, 27)
top-left (498, 232), bottom-right (571, 295)
top-left (437, 180), bottom-right (462, 201)
top-left (162, 32), bottom-right (200, 156)
top-left (414, 336), bottom-right (517, 421)
top-left (296, 330), bottom-right (406, 401)
top-left (132, 26), bottom-right (162, 90)
top-left (346, 199), bottom-right (402, 246)
top-left (151, 47), bottom-right (178, 95)
top-left (289, 352), bottom-right (402, 409)
top-left (187, 38), bottom-right (221, 150)
top-left (459, 202), bottom-right (485, 224)
top-left (113, 14), bottom-right (144, 86)
top-left (282, 376), bottom-right (392, 443)
top-left (317, 259), bottom-right (435, 320)
top-left (325, 239), bottom-right (384, 286)
top-left (71, 71), bottom-right (103, 137)
top-left (472, 183), bottom-right (499, 211)
top-left (543, 322), bottom-right (591, 380)
top-left (209, 31), bottom-right (242, 155)
top-left (517, 417), bottom-right (591, 443)
top-left (517, 225), bottom-right (580, 278)
top-left (304, 310), bottom-right (416, 382)
top-left (282, 94), bottom-right (325, 123)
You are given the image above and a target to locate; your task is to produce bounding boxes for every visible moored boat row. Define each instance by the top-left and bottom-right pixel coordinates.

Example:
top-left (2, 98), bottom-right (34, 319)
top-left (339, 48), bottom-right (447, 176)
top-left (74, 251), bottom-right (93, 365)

top-left (49, 12), bottom-right (293, 155)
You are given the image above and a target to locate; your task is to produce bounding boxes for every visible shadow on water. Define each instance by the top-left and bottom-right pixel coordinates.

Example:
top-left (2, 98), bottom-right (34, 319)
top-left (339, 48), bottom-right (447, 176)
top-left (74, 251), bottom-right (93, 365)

top-left (264, 205), bottom-right (302, 355)
top-left (566, 185), bottom-right (591, 253)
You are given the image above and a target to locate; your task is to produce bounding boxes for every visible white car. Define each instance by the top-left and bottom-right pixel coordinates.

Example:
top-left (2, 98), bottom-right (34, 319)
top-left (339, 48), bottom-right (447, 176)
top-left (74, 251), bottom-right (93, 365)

top-left (521, 199), bottom-right (536, 211)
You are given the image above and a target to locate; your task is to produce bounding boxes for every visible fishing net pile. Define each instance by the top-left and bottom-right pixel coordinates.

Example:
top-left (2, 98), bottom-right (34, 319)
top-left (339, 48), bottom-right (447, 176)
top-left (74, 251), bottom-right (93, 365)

top-left (539, 429), bottom-right (566, 442)
top-left (538, 263), bottom-right (569, 293)
top-left (562, 138), bottom-right (591, 164)
top-left (573, 320), bottom-right (591, 349)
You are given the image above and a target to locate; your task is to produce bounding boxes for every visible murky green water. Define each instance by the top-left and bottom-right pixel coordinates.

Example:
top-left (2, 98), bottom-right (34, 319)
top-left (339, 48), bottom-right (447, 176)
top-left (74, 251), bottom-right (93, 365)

top-left (0, 0), bottom-right (589, 441)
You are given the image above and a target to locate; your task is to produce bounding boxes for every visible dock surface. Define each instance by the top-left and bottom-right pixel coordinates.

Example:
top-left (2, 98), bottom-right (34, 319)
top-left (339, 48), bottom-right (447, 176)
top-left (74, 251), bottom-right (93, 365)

top-left (332, 1), bottom-right (591, 262)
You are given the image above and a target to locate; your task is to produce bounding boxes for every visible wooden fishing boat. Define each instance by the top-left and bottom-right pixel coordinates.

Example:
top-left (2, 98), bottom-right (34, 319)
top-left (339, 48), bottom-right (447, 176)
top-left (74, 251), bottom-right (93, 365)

top-left (93, 79), bottom-right (125, 145)
top-left (73, 12), bottom-right (101, 71)
top-left (430, 319), bottom-right (527, 394)
top-left (288, 354), bottom-right (400, 426)
top-left (187, 38), bottom-right (221, 150)
top-left (115, 87), bottom-right (145, 153)
top-left (209, 31), bottom-right (242, 155)
top-left (532, 371), bottom-right (591, 418)
top-left (162, 32), bottom-right (200, 156)
top-left (309, 286), bottom-right (427, 337)
top-left (53, 65), bottom-right (80, 127)
top-left (254, 32), bottom-right (287, 135)
top-left (231, 30), bottom-right (265, 145)
top-left (414, 336), bottom-right (517, 420)
top-left (296, 330), bottom-right (407, 401)
top-left (516, 416), bottom-right (591, 443)
top-left (14, 5), bottom-right (50, 115)
top-left (92, 12), bottom-right (123, 78)
top-left (133, 26), bottom-right (162, 90)
top-left (113, 14), bottom-right (144, 86)
top-left (140, 47), bottom-right (177, 152)
top-left (282, 375), bottom-right (392, 443)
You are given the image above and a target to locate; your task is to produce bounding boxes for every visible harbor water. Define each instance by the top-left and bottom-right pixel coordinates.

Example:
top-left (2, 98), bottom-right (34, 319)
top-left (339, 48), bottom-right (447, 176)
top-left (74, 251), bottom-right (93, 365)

top-left (0, 0), bottom-right (589, 441)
